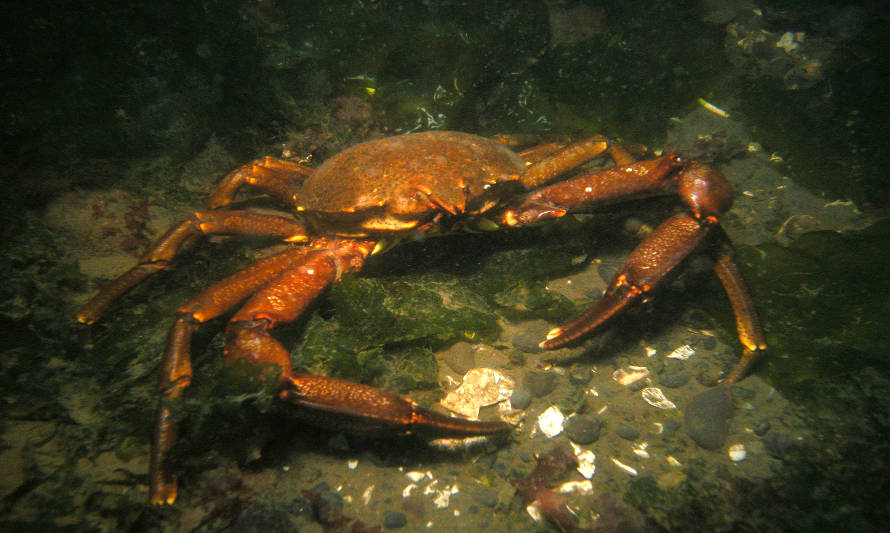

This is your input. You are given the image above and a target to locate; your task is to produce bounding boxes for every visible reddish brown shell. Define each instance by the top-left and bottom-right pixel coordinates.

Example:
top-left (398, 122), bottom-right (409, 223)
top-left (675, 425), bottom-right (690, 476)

top-left (296, 131), bottom-right (525, 232)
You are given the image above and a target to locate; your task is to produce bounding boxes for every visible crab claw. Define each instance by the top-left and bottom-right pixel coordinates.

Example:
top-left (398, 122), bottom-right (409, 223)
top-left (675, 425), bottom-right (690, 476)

top-left (279, 374), bottom-right (510, 438)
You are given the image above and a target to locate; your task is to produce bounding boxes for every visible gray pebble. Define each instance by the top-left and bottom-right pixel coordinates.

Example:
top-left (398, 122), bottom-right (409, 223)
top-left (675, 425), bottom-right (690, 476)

top-left (615, 423), bottom-right (640, 441)
top-left (475, 486), bottom-right (498, 508)
top-left (523, 370), bottom-right (558, 398)
top-left (511, 320), bottom-right (551, 353)
top-left (753, 420), bottom-right (771, 436)
top-left (684, 386), bottom-right (734, 450)
top-left (659, 371), bottom-right (690, 388)
top-left (383, 510), bottom-right (407, 529)
top-left (511, 388), bottom-right (532, 410)
top-left (441, 342), bottom-right (476, 375)
top-left (565, 415), bottom-right (602, 444)
top-left (763, 431), bottom-right (794, 459)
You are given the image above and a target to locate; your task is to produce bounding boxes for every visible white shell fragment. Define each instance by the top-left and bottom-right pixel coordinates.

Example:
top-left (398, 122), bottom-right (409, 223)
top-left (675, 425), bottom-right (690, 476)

top-left (440, 367), bottom-right (514, 419)
top-left (641, 387), bottom-right (677, 409)
top-left (728, 443), bottom-right (747, 462)
top-left (610, 457), bottom-right (639, 476)
top-left (575, 449), bottom-right (596, 479)
top-left (612, 366), bottom-right (650, 386)
top-left (666, 344), bottom-right (695, 360)
top-left (632, 442), bottom-right (650, 459)
top-left (526, 501), bottom-right (544, 522)
top-left (537, 406), bottom-right (566, 438)
top-left (558, 480), bottom-right (594, 494)
top-left (405, 471), bottom-right (429, 483)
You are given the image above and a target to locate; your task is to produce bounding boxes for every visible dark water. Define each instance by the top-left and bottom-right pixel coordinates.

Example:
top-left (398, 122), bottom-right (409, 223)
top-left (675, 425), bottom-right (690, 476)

top-left (2, 1), bottom-right (888, 531)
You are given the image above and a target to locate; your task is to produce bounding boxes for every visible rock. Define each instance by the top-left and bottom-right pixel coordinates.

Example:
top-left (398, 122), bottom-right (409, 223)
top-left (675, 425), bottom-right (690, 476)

top-left (763, 432), bottom-right (794, 459)
top-left (684, 386), bottom-right (734, 450)
top-left (565, 415), bottom-right (602, 444)
top-left (510, 388), bottom-right (532, 410)
top-left (383, 510), bottom-right (407, 529)
top-left (660, 371), bottom-right (691, 388)
top-left (441, 342), bottom-right (477, 375)
top-left (511, 320), bottom-right (552, 353)
top-left (523, 370), bottom-right (558, 398)
top-left (753, 420), bottom-right (771, 436)
top-left (615, 423), bottom-right (640, 441)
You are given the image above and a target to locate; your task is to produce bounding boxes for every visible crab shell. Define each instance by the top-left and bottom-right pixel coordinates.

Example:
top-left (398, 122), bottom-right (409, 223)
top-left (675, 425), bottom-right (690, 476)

top-left (296, 131), bottom-right (527, 234)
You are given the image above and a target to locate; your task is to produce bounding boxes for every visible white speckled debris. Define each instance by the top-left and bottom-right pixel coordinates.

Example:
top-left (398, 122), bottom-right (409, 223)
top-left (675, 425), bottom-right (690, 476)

top-left (641, 387), bottom-right (677, 409)
top-left (610, 457), bottom-right (639, 476)
top-left (537, 405), bottom-right (565, 438)
top-left (666, 344), bottom-right (695, 360)
top-left (575, 449), bottom-right (596, 479)
top-left (440, 368), bottom-right (514, 419)
top-left (612, 365), bottom-right (650, 386)
top-left (558, 480), bottom-right (593, 494)
top-left (728, 443), bottom-right (747, 462)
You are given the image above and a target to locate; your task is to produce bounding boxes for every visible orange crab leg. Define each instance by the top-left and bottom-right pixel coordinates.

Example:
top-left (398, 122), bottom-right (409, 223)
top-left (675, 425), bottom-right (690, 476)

top-left (520, 135), bottom-right (610, 189)
top-left (150, 238), bottom-right (508, 504)
top-left (207, 156), bottom-right (314, 209)
top-left (150, 245), bottom-right (318, 504)
top-left (711, 238), bottom-right (766, 383)
top-left (279, 374), bottom-right (509, 438)
top-left (501, 155), bottom-right (684, 226)
top-left (540, 213), bottom-right (711, 348)
top-left (76, 211), bottom-right (308, 324)
top-left (508, 153), bottom-right (764, 382)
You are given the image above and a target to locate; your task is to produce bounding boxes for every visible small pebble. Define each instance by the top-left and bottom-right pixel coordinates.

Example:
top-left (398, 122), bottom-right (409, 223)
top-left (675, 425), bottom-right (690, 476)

top-left (510, 320), bottom-right (551, 353)
top-left (383, 510), bottom-right (408, 529)
top-left (510, 388), bottom-right (532, 410)
top-left (753, 420), bottom-right (771, 436)
top-left (565, 415), bottom-right (602, 444)
top-left (615, 423), bottom-right (640, 441)
top-left (763, 432), bottom-right (794, 459)
top-left (659, 371), bottom-right (690, 388)
top-left (475, 486), bottom-right (498, 508)
top-left (684, 386), bottom-right (734, 450)
top-left (698, 336), bottom-right (718, 350)
top-left (523, 370), bottom-right (558, 398)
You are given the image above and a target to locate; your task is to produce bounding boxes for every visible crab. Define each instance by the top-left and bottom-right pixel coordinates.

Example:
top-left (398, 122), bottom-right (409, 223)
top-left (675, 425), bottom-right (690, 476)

top-left (77, 130), bottom-right (765, 504)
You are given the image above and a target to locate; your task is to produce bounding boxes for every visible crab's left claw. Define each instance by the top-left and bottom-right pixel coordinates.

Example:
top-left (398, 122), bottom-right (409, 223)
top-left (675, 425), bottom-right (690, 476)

top-left (279, 374), bottom-right (510, 438)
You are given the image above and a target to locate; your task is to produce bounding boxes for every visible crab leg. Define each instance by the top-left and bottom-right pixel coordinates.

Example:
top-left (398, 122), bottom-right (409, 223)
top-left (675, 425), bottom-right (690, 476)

top-left (150, 245), bottom-right (319, 504)
top-left (151, 239), bottom-right (507, 504)
top-left (207, 156), bottom-right (314, 209)
top-left (77, 210), bottom-right (308, 324)
top-left (505, 155), bottom-right (764, 382)
top-left (539, 213), bottom-right (712, 348)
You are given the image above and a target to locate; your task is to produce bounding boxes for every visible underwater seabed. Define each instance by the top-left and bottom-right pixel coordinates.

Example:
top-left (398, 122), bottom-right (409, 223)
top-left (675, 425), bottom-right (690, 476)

top-left (2, 111), bottom-right (889, 532)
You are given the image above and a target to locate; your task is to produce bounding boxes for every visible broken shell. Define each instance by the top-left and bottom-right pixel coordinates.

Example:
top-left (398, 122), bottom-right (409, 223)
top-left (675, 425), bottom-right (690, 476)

top-left (632, 442), bottom-right (650, 459)
top-left (728, 443), bottom-right (747, 462)
top-left (612, 365), bottom-right (650, 386)
top-left (575, 449), bottom-right (596, 479)
top-left (537, 405), bottom-right (565, 438)
top-left (641, 387), bottom-right (677, 409)
top-left (557, 480), bottom-right (593, 494)
top-left (440, 367), bottom-right (514, 419)
top-left (610, 457), bottom-right (639, 476)
top-left (666, 344), bottom-right (695, 360)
